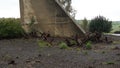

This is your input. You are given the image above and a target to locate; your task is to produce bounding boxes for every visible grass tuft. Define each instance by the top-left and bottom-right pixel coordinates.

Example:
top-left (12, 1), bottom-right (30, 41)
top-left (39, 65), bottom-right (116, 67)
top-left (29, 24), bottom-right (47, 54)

top-left (59, 42), bottom-right (68, 49)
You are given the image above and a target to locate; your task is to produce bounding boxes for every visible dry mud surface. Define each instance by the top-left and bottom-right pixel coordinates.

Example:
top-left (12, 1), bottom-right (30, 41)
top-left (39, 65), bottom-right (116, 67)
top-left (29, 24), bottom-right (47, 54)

top-left (0, 39), bottom-right (120, 68)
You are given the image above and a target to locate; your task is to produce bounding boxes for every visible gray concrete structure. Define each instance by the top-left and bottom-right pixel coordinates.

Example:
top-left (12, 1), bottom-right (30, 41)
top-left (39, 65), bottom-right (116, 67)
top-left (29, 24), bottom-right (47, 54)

top-left (19, 0), bottom-right (85, 37)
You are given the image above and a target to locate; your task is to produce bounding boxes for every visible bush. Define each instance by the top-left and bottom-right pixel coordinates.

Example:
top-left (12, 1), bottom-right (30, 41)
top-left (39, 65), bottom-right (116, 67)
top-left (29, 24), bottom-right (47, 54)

top-left (89, 16), bottom-right (112, 33)
top-left (0, 18), bottom-right (25, 39)
top-left (38, 40), bottom-right (51, 47)
top-left (86, 41), bottom-right (92, 49)
top-left (81, 18), bottom-right (88, 32)
top-left (59, 42), bottom-right (68, 49)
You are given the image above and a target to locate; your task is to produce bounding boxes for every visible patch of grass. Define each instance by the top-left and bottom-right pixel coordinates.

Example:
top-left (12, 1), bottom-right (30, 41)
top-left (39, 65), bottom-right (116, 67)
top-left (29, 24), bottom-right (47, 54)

top-left (70, 40), bottom-right (77, 45)
top-left (59, 42), bottom-right (68, 49)
top-left (38, 40), bottom-right (51, 48)
top-left (107, 62), bottom-right (115, 64)
top-left (0, 18), bottom-right (25, 39)
top-left (67, 47), bottom-right (73, 50)
top-left (76, 48), bottom-right (81, 54)
top-left (86, 41), bottom-right (92, 49)
top-left (111, 21), bottom-right (120, 33)
top-left (76, 48), bottom-right (81, 51)
top-left (102, 61), bottom-right (115, 65)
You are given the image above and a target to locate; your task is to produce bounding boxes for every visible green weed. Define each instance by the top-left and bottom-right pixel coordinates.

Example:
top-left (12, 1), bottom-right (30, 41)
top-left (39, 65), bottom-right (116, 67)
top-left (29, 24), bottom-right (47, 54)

top-left (102, 61), bottom-right (115, 65)
top-left (38, 40), bottom-right (51, 48)
top-left (70, 40), bottom-right (77, 45)
top-left (86, 41), bottom-right (92, 49)
top-left (59, 42), bottom-right (68, 49)
top-left (0, 18), bottom-right (25, 39)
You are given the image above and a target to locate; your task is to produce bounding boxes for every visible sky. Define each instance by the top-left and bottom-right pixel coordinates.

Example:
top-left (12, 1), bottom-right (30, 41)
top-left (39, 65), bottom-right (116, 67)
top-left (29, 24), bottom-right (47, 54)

top-left (72, 0), bottom-right (120, 21)
top-left (0, 0), bottom-right (20, 18)
top-left (0, 0), bottom-right (120, 21)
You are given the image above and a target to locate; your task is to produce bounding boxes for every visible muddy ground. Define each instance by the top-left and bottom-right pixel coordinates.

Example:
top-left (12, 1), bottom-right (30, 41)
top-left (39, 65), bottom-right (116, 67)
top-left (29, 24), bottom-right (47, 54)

top-left (0, 38), bottom-right (120, 68)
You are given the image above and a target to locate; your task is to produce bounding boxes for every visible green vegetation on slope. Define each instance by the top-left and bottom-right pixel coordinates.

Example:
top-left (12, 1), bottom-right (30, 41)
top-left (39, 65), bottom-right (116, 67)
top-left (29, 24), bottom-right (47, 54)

top-left (0, 18), bottom-right (25, 39)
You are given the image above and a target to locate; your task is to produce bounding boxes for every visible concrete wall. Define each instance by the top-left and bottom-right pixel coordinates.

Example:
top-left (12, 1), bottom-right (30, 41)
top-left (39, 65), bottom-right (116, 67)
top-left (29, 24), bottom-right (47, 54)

top-left (19, 0), bottom-right (85, 37)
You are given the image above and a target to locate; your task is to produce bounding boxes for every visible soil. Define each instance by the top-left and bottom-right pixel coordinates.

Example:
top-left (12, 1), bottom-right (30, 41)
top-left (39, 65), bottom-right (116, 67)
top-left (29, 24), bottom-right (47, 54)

top-left (0, 38), bottom-right (120, 68)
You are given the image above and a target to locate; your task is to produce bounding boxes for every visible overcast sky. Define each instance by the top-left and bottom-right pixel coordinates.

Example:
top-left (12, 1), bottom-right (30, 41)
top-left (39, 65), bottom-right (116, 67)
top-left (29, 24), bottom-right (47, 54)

top-left (72, 0), bottom-right (120, 21)
top-left (0, 0), bottom-right (20, 18)
top-left (0, 0), bottom-right (120, 21)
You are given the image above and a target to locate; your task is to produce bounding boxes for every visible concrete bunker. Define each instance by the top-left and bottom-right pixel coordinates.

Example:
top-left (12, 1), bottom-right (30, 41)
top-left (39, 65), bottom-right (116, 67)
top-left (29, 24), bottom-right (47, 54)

top-left (19, 0), bottom-right (85, 37)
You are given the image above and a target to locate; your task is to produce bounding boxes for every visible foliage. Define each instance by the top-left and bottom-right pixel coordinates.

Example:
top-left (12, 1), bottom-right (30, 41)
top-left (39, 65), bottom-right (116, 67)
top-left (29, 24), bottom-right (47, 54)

top-left (86, 41), bottom-right (92, 49)
top-left (0, 18), bottom-right (25, 39)
top-left (59, 42), bottom-right (68, 49)
top-left (70, 40), bottom-right (77, 45)
top-left (65, 39), bottom-right (77, 46)
top-left (81, 18), bottom-right (88, 32)
top-left (102, 61), bottom-right (115, 65)
top-left (89, 16), bottom-right (112, 33)
top-left (111, 21), bottom-right (120, 33)
top-left (106, 62), bottom-right (115, 65)
top-left (58, 0), bottom-right (72, 12)
top-left (38, 40), bottom-right (51, 48)
top-left (58, 0), bottom-right (76, 18)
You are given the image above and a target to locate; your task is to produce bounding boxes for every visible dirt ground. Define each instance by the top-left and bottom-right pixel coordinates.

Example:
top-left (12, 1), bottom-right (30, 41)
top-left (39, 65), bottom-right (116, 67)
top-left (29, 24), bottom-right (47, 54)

top-left (0, 38), bottom-right (120, 68)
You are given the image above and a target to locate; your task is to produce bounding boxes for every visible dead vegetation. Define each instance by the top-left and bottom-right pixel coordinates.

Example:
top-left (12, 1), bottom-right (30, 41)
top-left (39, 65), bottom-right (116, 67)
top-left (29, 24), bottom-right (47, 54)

top-left (28, 31), bottom-right (114, 49)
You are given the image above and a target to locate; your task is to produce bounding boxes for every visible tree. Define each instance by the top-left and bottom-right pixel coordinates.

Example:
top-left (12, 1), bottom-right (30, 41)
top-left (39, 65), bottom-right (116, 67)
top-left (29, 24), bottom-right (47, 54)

top-left (58, 0), bottom-right (76, 18)
top-left (58, 0), bottom-right (71, 12)
top-left (82, 18), bottom-right (88, 32)
top-left (89, 16), bottom-right (112, 33)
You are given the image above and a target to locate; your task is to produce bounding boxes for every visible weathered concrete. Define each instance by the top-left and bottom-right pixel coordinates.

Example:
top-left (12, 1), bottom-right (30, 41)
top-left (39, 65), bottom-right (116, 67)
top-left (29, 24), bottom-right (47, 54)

top-left (19, 0), bottom-right (85, 37)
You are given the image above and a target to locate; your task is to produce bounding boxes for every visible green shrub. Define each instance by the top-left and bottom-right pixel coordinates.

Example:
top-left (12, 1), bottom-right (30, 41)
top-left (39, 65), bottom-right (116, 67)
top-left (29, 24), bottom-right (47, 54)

top-left (81, 18), bottom-right (88, 32)
top-left (0, 18), bottom-right (25, 39)
top-left (59, 42), bottom-right (68, 49)
top-left (86, 41), bottom-right (92, 49)
top-left (89, 16), bottom-right (112, 33)
top-left (70, 40), bottom-right (77, 45)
